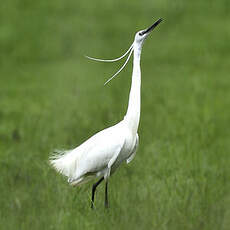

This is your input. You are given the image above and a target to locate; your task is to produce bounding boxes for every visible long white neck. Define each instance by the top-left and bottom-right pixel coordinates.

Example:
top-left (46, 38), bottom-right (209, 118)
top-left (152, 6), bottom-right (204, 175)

top-left (124, 42), bottom-right (142, 135)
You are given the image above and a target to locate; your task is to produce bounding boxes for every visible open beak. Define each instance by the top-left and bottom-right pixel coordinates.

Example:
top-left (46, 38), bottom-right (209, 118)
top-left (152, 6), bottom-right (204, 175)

top-left (141, 18), bottom-right (163, 35)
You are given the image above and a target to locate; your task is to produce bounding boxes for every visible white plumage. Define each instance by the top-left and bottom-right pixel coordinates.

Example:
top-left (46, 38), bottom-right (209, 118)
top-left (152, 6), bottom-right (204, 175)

top-left (50, 121), bottom-right (138, 186)
top-left (49, 18), bottom-right (162, 208)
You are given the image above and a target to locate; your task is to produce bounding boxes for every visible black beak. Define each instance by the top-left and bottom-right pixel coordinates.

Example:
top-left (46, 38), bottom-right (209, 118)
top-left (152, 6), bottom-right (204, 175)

top-left (140, 18), bottom-right (163, 35)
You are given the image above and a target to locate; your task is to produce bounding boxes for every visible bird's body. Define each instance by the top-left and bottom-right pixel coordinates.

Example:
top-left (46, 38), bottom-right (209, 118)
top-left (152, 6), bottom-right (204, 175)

top-left (52, 120), bottom-right (138, 186)
top-left (50, 18), bottom-right (162, 208)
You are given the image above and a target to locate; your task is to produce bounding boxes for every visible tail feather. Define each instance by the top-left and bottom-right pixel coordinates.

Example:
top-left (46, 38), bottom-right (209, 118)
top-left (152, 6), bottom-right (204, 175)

top-left (49, 149), bottom-right (81, 179)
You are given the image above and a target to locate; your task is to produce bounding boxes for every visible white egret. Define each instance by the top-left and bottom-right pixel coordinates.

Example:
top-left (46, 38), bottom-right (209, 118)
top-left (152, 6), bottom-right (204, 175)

top-left (50, 18), bottom-right (162, 208)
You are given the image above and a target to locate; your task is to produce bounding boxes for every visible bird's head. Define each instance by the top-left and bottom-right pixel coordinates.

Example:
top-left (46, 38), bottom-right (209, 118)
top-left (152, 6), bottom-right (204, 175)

top-left (134, 18), bottom-right (163, 48)
top-left (86, 18), bottom-right (163, 85)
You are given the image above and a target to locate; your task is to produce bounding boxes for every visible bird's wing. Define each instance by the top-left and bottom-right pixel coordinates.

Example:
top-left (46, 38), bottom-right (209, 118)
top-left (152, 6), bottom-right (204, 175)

top-left (126, 133), bottom-right (139, 164)
top-left (75, 124), bottom-right (126, 177)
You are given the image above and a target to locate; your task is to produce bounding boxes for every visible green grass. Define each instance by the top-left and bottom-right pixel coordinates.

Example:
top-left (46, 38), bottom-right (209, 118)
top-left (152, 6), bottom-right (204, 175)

top-left (0, 0), bottom-right (230, 229)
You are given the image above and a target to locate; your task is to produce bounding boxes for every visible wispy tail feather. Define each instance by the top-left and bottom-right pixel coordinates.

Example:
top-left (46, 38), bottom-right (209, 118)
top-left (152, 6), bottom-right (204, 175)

top-left (49, 149), bottom-right (80, 179)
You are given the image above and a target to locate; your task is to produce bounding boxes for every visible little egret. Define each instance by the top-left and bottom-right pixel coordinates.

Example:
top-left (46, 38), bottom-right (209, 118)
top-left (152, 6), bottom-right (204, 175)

top-left (50, 18), bottom-right (162, 209)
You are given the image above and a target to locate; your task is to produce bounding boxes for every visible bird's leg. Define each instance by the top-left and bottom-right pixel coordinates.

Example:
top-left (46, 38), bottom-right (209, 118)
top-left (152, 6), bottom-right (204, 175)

top-left (105, 180), bottom-right (109, 208)
top-left (91, 177), bottom-right (104, 209)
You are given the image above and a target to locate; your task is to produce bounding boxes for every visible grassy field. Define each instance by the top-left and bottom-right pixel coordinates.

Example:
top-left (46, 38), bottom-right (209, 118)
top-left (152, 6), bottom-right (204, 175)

top-left (0, 0), bottom-right (230, 229)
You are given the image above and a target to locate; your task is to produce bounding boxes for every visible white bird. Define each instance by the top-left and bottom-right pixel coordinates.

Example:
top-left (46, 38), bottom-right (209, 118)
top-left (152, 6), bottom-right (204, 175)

top-left (49, 18), bottom-right (162, 209)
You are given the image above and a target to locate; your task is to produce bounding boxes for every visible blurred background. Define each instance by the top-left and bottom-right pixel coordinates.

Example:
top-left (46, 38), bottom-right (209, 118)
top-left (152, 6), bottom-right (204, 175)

top-left (0, 0), bottom-right (230, 229)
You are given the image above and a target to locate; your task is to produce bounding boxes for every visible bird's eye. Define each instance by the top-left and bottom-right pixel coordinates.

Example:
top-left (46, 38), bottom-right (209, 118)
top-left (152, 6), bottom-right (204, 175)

top-left (139, 32), bottom-right (143, 36)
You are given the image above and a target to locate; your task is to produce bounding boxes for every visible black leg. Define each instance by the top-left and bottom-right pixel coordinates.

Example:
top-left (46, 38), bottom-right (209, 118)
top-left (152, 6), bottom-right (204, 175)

top-left (91, 177), bottom-right (104, 209)
top-left (105, 180), bottom-right (109, 208)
